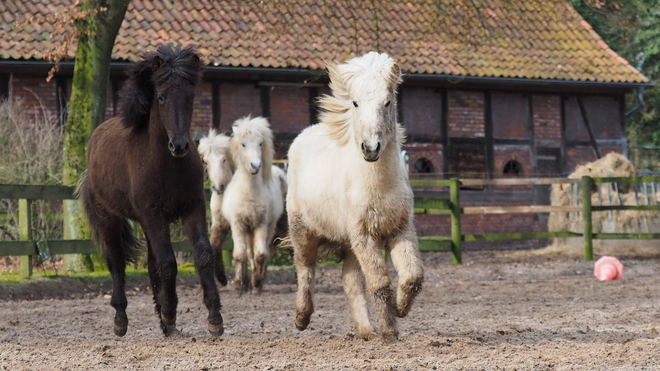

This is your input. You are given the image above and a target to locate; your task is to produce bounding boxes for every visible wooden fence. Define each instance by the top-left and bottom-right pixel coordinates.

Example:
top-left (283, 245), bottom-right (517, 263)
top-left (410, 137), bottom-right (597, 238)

top-left (2, 176), bottom-right (660, 277)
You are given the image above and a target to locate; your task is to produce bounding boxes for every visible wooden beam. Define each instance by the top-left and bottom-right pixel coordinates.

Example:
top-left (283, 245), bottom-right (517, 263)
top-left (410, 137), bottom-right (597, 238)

top-left (462, 205), bottom-right (583, 214)
top-left (0, 185), bottom-right (76, 200)
top-left (576, 96), bottom-right (602, 158)
top-left (458, 177), bottom-right (580, 187)
top-left (19, 199), bottom-right (32, 278)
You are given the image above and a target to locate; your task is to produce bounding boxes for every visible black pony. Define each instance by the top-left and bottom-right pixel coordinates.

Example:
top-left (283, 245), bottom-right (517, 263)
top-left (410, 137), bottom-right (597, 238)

top-left (77, 45), bottom-right (225, 337)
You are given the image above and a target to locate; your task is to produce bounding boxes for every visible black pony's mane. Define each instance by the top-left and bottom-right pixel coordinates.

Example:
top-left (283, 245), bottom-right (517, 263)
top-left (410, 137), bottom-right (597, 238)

top-left (119, 45), bottom-right (203, 129)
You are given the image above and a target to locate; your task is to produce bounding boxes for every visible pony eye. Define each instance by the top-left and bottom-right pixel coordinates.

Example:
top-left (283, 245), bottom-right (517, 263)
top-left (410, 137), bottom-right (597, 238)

top-left (157, 95), bottom-right (165, 104)
top-left (352, 101), bottom-right (358, 108)
top-left (385, 100), bottom-right (391, 107)
top-left (259, 142), bottom-right (262, 147)
top-left (242, 143), bottom-right (246, 147)
top-left (222, 159), bottom-right (226, 163)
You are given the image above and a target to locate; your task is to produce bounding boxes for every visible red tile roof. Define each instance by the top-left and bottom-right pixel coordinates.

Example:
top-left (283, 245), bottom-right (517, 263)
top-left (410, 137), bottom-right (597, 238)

top-left (0, 0), bottom-right (648, 83)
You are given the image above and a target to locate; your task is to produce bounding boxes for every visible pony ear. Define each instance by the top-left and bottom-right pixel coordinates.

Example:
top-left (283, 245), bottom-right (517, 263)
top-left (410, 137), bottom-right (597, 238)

top-left (152, 55), bottom-right (164, 72)
top-left (388, 62), bottom-right (403, 88)
top-left (190, 53), bottom-right (202, 69)
top-left (119, 58), bottom-right (154, 129)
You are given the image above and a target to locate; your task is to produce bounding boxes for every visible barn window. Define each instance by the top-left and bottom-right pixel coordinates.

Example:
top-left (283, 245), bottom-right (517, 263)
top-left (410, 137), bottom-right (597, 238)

top-left (503, 160), bottom-right (523, 176)
top-left (413, 158), bottom-right (434, 173)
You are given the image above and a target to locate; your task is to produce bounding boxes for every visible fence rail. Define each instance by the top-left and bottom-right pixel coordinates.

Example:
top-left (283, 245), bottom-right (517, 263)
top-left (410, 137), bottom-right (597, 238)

top-left (3, 175), bottom-right (660, 277)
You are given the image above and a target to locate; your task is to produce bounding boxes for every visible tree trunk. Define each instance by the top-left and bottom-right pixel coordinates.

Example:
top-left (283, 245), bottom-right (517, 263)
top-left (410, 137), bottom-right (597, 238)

top-left (63, 0), bottom-right (130, 273)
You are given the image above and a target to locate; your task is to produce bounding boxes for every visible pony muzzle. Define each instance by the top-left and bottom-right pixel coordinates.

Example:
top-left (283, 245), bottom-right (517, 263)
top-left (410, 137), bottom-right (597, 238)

top-left (250, 160), bottom-right (262, 174)
top-left (168, 139), bottom-right (190, 157)
top-left (212, 184), bottom-right (225, 194)
top-left (361, 141), bottom-right (382, 162)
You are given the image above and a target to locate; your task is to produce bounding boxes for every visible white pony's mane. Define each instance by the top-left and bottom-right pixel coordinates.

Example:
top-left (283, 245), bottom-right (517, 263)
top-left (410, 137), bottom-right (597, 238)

top-left (318, 52), bottom-right (406, 146)
top-left (198, 129), bottom-right (231, 160)
top-left (231, 115), bottom-right (274, 181)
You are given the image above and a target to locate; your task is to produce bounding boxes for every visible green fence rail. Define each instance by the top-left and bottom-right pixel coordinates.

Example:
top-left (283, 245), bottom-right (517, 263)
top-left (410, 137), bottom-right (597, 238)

top-left (3, 176), bottom-right (660, 277)
top-left (410, 175), bottom-right (660, 262)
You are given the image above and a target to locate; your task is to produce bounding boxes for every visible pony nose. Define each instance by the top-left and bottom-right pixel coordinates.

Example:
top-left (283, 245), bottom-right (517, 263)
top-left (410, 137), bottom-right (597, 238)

top-left (250, 160), bottom-right (262, 174)
top-left (361, 141), bottom-right (382, 162)
top-left (168, 139), bottom-right (189, 157)
top-left (212, 184), bottom-right (225, 194)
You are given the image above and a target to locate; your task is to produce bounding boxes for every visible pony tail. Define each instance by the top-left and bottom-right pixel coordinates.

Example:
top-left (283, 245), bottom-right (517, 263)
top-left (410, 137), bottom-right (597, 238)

top-left (119, 57), bottom-right (155, 129)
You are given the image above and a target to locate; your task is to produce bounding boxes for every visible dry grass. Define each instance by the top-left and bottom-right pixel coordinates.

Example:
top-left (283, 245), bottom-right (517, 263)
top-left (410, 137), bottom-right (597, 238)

top-left (0, 99), bottom-right (64, 243)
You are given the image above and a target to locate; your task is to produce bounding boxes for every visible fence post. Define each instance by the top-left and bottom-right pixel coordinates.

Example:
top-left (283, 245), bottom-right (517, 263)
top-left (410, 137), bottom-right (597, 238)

top-left (450, 178), bottom-right (462, 265)
top-left (581, 176), bottom-right (593, 261)
top-left (19, 199), bottom-right (33, 278)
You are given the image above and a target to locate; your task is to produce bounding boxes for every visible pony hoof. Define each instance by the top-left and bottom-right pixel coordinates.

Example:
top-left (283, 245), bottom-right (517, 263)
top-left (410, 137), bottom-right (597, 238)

top-left (114, 312), bottom-right (128, 337)
top-left (216, 272), bottom-right (228, 287)
top-left (114, 325), bottom-right (128, 337)
top-left (381, 331), bottom-right (399, 343)
top-left (208, 324), bottom-right (224, 337)
top-left (208, 314), bottom-right (224, 337)
top-left (162, 324), bottom-right (179, 337)
top-left (295, 315), bottom-right (310, 331)
top-left (356, 327), bottom-right (375, 341)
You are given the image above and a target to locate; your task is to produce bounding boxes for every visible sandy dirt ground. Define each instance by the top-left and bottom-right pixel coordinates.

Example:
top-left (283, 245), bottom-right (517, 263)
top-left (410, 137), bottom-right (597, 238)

top-left (1, 241), bottom-right (660, 371)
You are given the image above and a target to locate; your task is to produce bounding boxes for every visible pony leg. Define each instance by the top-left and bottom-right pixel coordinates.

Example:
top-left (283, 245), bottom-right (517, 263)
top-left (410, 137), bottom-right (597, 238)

top-left (387, 229), bottom-right (424, 318)
top-left (98, 215), bottom-right (131, 337)
top-left (251, 224), bottom-right (273, 295)
top-left (289, 213), bottom-right (320, 331)
top-left (341, 249), bottom-right (374, 340)
top-left (142, 221), bottom-right (179, 336)
top-left (350, 235), bottom-right (398, 342)
top-left (230, 222), bottom-right (250, 294)
top-left (183, 211), bottom-right (224, 336)
top-left (209, 220), bottom-right (229, 286)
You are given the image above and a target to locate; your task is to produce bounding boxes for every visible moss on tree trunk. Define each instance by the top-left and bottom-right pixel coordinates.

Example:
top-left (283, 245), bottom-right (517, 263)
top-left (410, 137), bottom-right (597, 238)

top-left (62, 0), bottom-right (130, 273)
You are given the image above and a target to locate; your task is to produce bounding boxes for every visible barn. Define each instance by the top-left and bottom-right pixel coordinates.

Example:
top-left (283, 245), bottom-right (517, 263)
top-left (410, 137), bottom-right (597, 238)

top-left (0, 0), bottom-right (650, 246)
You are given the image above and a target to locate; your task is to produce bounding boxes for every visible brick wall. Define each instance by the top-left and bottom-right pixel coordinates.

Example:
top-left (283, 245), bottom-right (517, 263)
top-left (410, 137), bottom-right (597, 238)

top-left (414, 204), bottom-right (544, 250)
top-left (493, 145), bottom-right (532, 177)
top-left (566, 146), bottom-right (598, 172)
top-left (269, 86), bottom-right (310, 133)
top-left (219, 82), bottom-right (262, 131)
top-left (401, 87), bottom-right (442, 136)
top-left (492, 92), bottom-right (529, 139)
top-left (191, 81), bottom-right (213, 133)
top-left (533, 94), bottom-right (561, 140)
top-left (9, 75), bottom-right (60, 124)
top-left (564, 96), bottom-right (590, 141)
top-left (580, 95), bottom-right (622, 140)
top-left (448, 90), bottom-right (484, 138)
top-left (404, 143), bottom-right (443, 174)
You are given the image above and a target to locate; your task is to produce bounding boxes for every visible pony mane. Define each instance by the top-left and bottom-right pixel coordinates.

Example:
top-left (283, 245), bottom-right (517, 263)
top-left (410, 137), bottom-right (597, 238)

top-left (119, 44), bottom-right (203, 129)
top-left (198, 129), bottom-right (232, 160)
top-left (318, 52), bottom-right (403, 145)
top-left (231, 115), bottom-right (274, 181)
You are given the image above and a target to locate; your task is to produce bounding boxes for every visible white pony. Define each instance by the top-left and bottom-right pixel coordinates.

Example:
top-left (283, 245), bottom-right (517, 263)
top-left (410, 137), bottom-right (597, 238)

top-left (286, 52), bottom-right (424, 341)
top-left (222, 116), bottom-right (286, 294)
top-left (197, 129), bottom-right (233, 286)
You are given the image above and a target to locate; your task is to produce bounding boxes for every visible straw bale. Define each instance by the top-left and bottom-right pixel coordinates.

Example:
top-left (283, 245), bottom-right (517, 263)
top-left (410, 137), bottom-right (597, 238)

top-left (547, 152), bottom-right (659, 236)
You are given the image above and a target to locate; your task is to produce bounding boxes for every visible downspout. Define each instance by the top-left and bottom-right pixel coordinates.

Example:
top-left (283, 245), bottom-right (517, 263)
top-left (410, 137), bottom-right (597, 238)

top-left (625, 86), bottom-right (645, 117)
